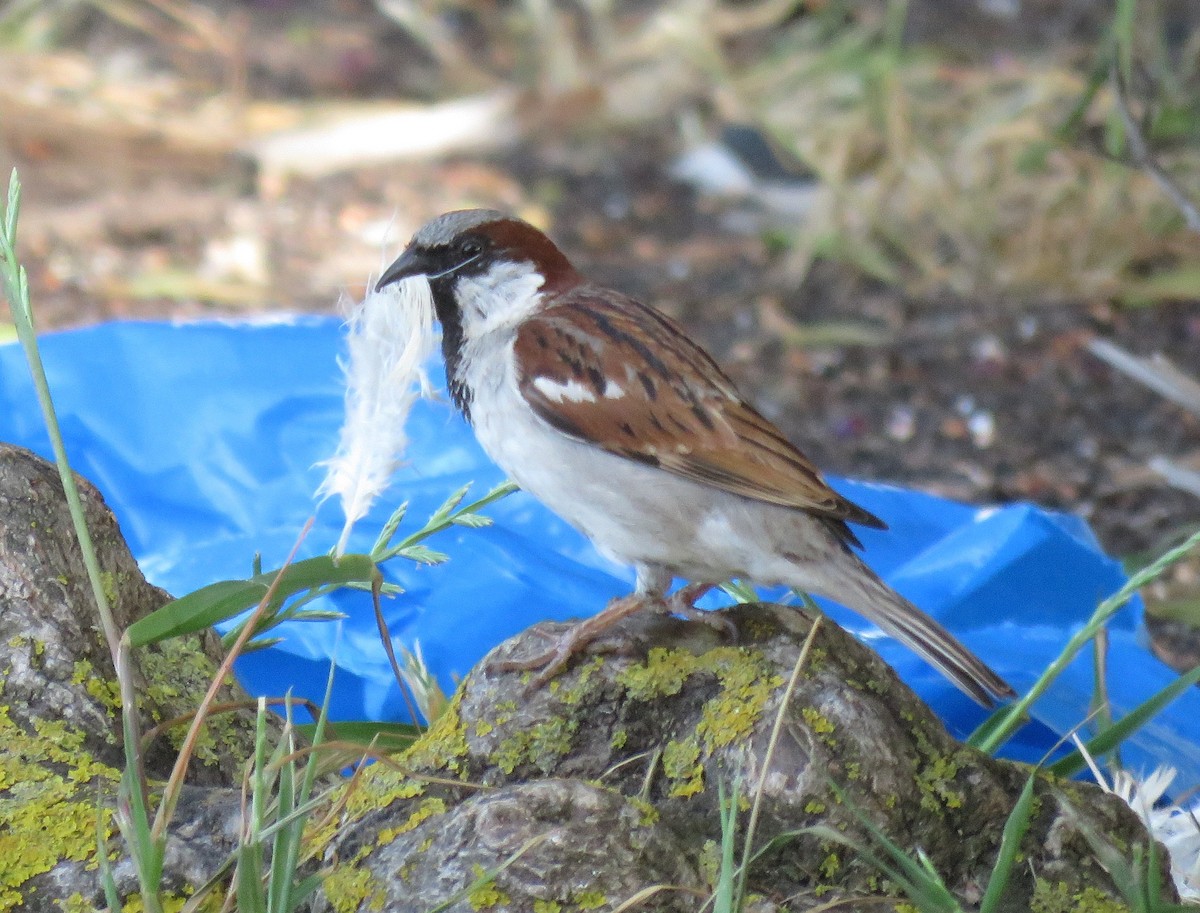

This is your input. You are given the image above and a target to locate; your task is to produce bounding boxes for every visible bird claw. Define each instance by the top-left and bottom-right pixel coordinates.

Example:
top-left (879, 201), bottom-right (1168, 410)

top-left (487, 593), bottom-right (650, 689)
top-left (487, 585), bottom-right (738, 690)
top-left (664, 583), bottom-right (739, 642)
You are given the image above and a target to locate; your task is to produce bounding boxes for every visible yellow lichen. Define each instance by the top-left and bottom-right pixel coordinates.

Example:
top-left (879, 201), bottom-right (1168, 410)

top-left (616, 646), bottom-right (785, 799)
top-left (71, 659), bottom-right (120, 717)
top-left (916, 755), bottom-right (964, 813)
top-left (818, 852), bottom-right (841, 879)
top-left (661, 738), bottom-right (704, 798)
top-left (629, 796), bottom-right (659, 826)
top-left (573, 890), bottom-right (608, 910)
top-left (695, 649), bottom-right (783, 751)
top-left (121, 891), bottom-right (221, 913)
top-left (491, 717), bottom-right (577, 775)
top-left (800, 704), bottom-right (838, 750)
top-left (467, 866), bottom-right (510, 910)
top-left (99, 571), bottom-right (119, 608)
top-left (616, 648), bottom-right (697, 699)
top-left (0, 704), bottom-right (119, 913)
top-left (555, 657), bottom-right (605, 706)
top-left (1030, 880), bottom-right (1130, 913)
top-left (533, 901), bottom-right (563, 913)
top-left (376, 797), bottom-right (447, 845)
top-left (342, 771), bottom-right (424, 825)
top-left (400, 690), bottom-right (469, 775)
top-left (138, 635), bottom-right (249, 769)
top-left (323, 864), bottom-right (387, 913)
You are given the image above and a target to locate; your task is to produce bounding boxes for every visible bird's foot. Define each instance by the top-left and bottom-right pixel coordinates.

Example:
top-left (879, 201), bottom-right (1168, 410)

top-left (489, 592), bottom-right (653, 689)
top-left (663, 583), bottom-right (739, 641)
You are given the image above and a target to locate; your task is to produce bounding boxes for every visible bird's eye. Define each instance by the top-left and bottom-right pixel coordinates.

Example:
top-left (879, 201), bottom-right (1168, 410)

top-left (460, 239), bottom-right (483, 257)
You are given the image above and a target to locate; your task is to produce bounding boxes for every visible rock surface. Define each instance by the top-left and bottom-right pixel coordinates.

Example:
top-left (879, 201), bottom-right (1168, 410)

top-left (322, 608), bottom-right (1173, 912)
top-left (0, 443), bottom-right (263, 912)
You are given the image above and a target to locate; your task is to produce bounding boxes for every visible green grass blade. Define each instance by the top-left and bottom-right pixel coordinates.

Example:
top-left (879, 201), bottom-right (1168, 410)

top-left (268, 706), bottom-right (298, 913)
top-left (969, 527), bottom-right (1200, 754)
top-left (979, 773), bottom-right (1038, 913)
top-left (828, 782), bottom-right (962, 913)
top-left (1048, 661), bottom-right (1200, 779)
top-left (96, 813), bottom-right (123, 913)
top-left (712, 779), bottom-right (738, 913)
top-left (288, 874), bottom-right (324, 910)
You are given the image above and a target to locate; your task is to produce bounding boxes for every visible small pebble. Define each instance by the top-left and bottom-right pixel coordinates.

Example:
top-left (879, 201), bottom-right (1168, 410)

top-left (887, 405), bottom-right (916, 442)
top-left (603, 194), bottom-right (631, 220)
top-left (968, 411), bottom-right (995, 448)
top-left (832, 414), bottom-right (867, 440)
top-left (971, 334), bottom-right (1006, 363)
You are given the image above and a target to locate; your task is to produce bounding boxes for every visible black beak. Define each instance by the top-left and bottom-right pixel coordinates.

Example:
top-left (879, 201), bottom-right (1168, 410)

top-left (375, 246), bottom-right (428, 292)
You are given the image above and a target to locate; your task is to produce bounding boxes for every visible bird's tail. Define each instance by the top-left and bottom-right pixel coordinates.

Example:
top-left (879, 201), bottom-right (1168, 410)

top-left (796, 552), bottom-right (1015, 707)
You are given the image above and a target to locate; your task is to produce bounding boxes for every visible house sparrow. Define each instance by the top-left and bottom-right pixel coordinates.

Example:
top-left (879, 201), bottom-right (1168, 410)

top-left (376, 210), bottom-right (1015, 706)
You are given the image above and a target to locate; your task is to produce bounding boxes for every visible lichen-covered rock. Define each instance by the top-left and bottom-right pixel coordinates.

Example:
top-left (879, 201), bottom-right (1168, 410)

top-left (326, 780), bottom-right (705, 913)
top-left (0, 443), bottom-right (260, 782)
top-left (326, 605), bottom-right (1171, 911)
top-left (0, 444), bottom-right (272, 912)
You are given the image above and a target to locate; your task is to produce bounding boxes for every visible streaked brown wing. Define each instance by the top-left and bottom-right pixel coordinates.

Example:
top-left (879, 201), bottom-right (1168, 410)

top-left (513, 289), bottom-right (885, 534)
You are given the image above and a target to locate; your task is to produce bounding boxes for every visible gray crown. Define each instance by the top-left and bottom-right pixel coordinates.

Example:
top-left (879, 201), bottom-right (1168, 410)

top-left (412, 209), bottom-right (508, 247)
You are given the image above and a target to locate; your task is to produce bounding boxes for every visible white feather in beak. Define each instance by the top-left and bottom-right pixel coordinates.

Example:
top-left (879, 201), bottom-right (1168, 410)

top-left (319, 274), bottom-right (438, 555)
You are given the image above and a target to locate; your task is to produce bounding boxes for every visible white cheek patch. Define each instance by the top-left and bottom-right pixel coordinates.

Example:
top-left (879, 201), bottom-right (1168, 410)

top-left (454, 259), bottom-right (546, 337)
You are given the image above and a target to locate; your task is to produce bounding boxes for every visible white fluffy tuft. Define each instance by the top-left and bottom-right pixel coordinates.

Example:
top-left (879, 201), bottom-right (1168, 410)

top-left (319, 275), bottom-right (438, 555)
top-left (1106, 766), bottom-right (1200, 900)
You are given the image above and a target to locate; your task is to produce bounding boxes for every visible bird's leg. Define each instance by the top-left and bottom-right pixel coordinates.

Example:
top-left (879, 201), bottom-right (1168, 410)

top-left (663, 582), bottom-right (739, 640)
top-left (490, 592), bottom-right (656, 688)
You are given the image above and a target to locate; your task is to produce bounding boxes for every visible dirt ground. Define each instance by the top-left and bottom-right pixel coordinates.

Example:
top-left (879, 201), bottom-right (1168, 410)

top-left (2, 1), bottom-right (1199, 634)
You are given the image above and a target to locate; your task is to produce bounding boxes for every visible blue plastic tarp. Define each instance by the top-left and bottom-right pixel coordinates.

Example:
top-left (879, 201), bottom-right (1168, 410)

top-left (2, 317), bottom-right (1197, 788)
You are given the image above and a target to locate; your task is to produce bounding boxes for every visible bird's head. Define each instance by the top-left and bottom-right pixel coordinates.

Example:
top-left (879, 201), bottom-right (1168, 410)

top-left (375, 210), bottom-right (582, 415)
top-left (376, 210), bottom-right (580, 339)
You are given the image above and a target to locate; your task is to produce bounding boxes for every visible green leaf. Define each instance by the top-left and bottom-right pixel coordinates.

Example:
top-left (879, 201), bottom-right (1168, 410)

top-left (288, 875), bottom-right (324, 911)
top-left (428, 484), bottom-right (471, 524)
top-left (395, 545), bottom-right (449, 565)
top-left (451, 513), bottom-right (493, 528)
top-left (127, 554), bottom-right (378, 647)
top-left (235, 636), bottom-right (284, 654)
top-left (371, 501), bottom-right (409, 556)
top-left (4, 168), bottom-right (19, 245)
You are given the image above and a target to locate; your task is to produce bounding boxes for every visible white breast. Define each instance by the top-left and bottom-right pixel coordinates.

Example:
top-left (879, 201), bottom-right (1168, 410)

top-left (451, 274), bottom-right (844, 592)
